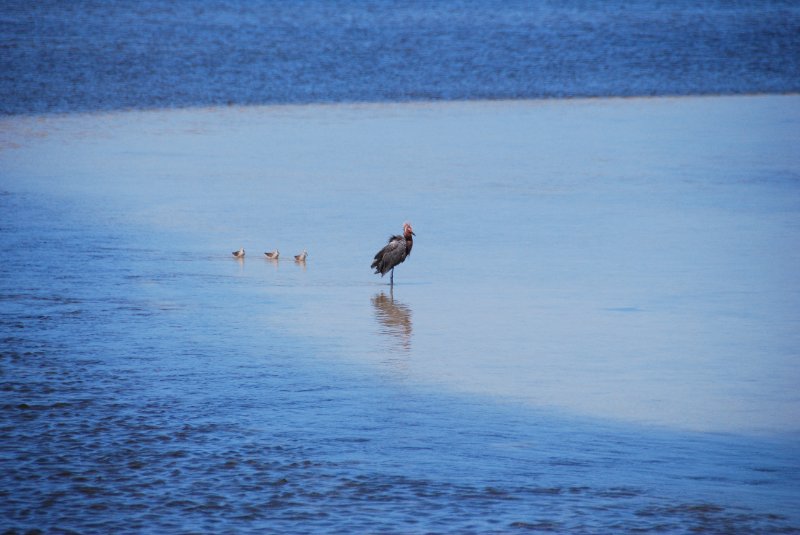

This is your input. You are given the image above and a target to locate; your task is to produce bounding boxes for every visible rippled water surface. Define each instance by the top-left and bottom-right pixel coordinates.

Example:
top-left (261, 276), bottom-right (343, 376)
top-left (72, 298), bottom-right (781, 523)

top-left (2, 0), bottom-right (800, 114)
top-left (2, 96), bottom-right (799, 532)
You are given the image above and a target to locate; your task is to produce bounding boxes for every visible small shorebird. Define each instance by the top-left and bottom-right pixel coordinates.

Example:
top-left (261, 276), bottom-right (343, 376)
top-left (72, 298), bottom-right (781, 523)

top-left (294, 249), bottom-right (308, 262)
top-left (232, 247), bottom-right (245, 258)
top-left (264, 249), bottom-right (280, 260)
top-left (371, 222), bottom-right (415, 287)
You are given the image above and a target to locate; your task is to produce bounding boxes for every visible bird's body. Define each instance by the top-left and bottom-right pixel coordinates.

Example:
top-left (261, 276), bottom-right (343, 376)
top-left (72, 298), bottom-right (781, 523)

top-left (232, 247), bottom-right (245, 258)
top-left (294, 249), bottom-right (308, 262)
top-left (371, 222), bottom-right (415, 286)
top-left (264, 250), bottom-right (280, 260)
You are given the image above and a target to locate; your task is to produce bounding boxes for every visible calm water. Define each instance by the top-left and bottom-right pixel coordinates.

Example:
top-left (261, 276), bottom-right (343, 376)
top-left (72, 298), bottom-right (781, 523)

top-left (2, 1), bottom-right (800, 115)
top-left (2, 96), bottom-right (799, 532)
top-left (3, 1), bottom-right (800, 532)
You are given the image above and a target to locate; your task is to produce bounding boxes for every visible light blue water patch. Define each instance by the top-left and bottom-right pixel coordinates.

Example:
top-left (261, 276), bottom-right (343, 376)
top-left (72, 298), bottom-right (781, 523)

top-left (3, 97), bottom-right (800, 434)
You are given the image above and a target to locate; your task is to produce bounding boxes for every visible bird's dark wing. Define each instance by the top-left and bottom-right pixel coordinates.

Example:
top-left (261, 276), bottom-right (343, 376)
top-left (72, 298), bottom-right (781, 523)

top-left (371, 235), bottom-right (407, 275)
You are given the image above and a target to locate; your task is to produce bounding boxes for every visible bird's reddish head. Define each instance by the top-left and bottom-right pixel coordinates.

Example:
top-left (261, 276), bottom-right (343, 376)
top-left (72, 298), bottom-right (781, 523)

top-left (403, 222), bottom-right (415, 237)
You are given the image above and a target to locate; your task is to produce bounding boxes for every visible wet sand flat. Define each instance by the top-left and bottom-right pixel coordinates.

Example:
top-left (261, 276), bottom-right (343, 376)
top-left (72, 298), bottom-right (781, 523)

top-left (3, 95), bottom-right (798, 435)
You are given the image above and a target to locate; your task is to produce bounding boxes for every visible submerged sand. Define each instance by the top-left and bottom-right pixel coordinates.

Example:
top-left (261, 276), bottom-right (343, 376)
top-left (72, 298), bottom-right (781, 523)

top-left (2, 95), bottom-right (799, 435)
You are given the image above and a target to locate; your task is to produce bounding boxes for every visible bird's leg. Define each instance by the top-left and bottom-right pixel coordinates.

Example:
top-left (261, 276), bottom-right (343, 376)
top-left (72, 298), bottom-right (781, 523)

top-left (390, 268), bottom-right (394, 287)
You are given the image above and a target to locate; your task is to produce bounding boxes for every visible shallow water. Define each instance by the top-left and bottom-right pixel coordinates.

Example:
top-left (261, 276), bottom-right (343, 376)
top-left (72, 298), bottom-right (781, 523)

top-left (2, 96), bottom-right (800, 532)
top-left (3, 1), bottom-right (800, 115)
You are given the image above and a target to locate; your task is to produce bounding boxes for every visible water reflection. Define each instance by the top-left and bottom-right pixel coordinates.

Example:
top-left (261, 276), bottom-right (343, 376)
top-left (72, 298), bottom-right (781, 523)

top-left (233, 256), bottom-right (245, 272)
top-left (371, 291), bottom-right (413, 352)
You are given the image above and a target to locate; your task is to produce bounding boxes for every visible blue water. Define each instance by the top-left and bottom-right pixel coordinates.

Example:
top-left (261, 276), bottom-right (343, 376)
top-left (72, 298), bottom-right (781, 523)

top-left (2, 2), bottom-right (800, 533)
top-left (2, 0), bottom-right (800, 115)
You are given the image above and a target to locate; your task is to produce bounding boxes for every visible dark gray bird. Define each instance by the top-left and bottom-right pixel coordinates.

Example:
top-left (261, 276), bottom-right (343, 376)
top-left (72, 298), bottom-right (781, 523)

top-left (371, 222), bottom-right (415, 287)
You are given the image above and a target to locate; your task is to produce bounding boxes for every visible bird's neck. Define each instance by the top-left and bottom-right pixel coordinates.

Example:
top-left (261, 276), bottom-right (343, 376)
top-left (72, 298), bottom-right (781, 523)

top-left (404, 232), bottom-right (413, 254)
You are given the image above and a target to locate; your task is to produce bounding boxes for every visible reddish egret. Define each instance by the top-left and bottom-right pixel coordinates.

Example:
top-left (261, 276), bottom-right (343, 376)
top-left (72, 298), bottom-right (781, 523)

top-left (232, 247), bottom-right (245, 258)
top-left (264, 249), bottom-right (279, 260)
top-left (294, 249), bottom-right (308, 262)
top-left (371, 222), bottom-right (415, 287)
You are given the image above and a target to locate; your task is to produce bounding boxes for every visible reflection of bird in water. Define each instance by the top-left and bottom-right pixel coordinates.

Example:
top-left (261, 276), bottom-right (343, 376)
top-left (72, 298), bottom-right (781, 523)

top-left (232, 247), bottom-right (245, 258)
top-left (371, 222), bottom-right (415, 287)
top-left (264, 249), bottom-right (279, 260)
top-left (372, 291), bottom-right (413, 351)
top-left (294, 249), bottom-right (308, 262)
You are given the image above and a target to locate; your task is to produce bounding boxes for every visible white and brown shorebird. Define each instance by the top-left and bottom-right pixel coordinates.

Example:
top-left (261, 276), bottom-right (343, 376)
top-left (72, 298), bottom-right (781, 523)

top-left (294, 249), bottom-right (308, 262)
top-left (264, 249), bottom-right (280, 260)
top-left (232, 247), bottom-right (245, 258)
top-left (371, 222), bottom-right (415, 287)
